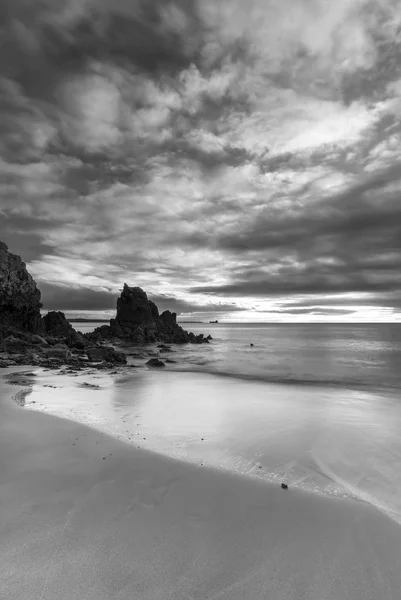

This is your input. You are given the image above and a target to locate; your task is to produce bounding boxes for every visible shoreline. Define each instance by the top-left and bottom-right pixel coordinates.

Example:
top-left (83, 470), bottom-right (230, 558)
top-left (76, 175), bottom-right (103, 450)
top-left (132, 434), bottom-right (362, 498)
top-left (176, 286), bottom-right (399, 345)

top-left (4, 366), bottom-right (399, 518)
top-left (2, 374), bottom-right (401, 598)
top-left (2, 369), bottom-right (351, 505)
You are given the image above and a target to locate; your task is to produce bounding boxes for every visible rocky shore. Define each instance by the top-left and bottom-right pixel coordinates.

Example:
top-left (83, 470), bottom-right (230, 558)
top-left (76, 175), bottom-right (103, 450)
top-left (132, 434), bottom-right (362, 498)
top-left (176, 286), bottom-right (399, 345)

top-left (0, 241), bottom-right (210, 370)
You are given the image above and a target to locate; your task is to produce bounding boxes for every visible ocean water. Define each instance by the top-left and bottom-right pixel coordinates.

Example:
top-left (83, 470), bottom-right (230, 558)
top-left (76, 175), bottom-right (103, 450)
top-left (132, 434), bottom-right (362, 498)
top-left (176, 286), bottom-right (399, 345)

top-left (75, 322), bottom-right (401, 392)
top-left (26, 323), bottom-right (401, 523)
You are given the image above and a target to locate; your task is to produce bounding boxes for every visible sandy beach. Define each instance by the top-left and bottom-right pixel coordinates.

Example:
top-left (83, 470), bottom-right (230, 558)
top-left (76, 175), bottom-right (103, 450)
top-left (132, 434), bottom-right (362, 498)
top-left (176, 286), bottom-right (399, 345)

top-left (1, 371), bottom-right (401, 599)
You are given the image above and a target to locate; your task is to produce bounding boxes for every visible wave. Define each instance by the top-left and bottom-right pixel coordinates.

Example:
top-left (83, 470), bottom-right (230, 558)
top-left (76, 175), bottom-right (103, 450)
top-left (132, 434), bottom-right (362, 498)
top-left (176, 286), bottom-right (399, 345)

top-left (169, 363), bottom-right (394, 393)
top-left (311, 451), bottom-right (401, 526)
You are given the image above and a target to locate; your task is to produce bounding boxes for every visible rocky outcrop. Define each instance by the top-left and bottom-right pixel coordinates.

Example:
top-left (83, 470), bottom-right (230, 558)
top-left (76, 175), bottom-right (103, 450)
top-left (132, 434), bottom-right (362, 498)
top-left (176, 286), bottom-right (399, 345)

top-left (42, 311), bottom-right (86, 349)
top-left (0, 240), bottom-right (127, 369)
top-left (86, 283), bottom-right (209, 345)
top-left (86, 346), bottom-right (126, 364)
top-left (0, 241), bottom-right (42, 334)
top-left (116, 285), bottom-right (159, 326)
top-left (0, 241), bottom-right (211, 371)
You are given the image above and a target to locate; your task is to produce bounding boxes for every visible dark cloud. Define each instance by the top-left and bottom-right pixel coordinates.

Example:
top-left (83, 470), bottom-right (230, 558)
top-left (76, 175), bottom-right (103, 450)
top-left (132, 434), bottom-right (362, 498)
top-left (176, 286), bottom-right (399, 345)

top-left (190, 164), bottom-right (401, 304)
top-left (0, 231), bottom-right (55, 263)
top-left (40, 283), bottom-right (116, 311)
top-left (214, 165), bottom-right (401, 252)
top-left (191, 277), bottom-right (400, 298)
top-left (0, 0), bottom-right (204, 97)
top-left (341, 2), bottom-right (401, 104)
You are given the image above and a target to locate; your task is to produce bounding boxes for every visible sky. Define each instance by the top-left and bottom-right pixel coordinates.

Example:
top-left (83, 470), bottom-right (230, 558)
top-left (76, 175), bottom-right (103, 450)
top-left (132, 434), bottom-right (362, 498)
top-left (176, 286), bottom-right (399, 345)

top-left (1, 0), bottom-right (401, 322)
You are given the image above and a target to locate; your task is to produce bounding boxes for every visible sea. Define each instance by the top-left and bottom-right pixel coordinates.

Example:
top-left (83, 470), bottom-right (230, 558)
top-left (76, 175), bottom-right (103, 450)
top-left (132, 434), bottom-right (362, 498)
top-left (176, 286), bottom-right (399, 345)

top-left (25, 322), bottom-right (401, 524)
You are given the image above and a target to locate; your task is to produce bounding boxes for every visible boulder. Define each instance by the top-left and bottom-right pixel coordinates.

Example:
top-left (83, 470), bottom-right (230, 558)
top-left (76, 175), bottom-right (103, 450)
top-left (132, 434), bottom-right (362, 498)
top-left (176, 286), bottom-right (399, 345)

top-left (24, 351), bottom-right (44, 365)
top-left (42, 311), bottom-right (87, 349)
top-left (0, 358), bottom-right (17, 367)
top-left (70, 332), bottom-right (86, 350)
top-left (146, 358), bottom-right (165, 367)
top-left (30, 335), bottom-right (49, 345)
top-left (86, 346), bottom-right (127, 364)
top-left (45, 345), bottom-right (71, 360)
top-left (0, 241), bottom-right (43, 334)
top-left (0, 335), bottom-right (30, 354)
top-left (42, 311), bottom-right (72, 339)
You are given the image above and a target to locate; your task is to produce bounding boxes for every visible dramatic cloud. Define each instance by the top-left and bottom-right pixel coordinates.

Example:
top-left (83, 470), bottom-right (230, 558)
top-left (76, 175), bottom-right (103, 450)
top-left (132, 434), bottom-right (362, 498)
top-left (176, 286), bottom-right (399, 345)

top-left (1, 0), bottom-right (401, 321)
top-left (40, 282), bottom-right (117, 312)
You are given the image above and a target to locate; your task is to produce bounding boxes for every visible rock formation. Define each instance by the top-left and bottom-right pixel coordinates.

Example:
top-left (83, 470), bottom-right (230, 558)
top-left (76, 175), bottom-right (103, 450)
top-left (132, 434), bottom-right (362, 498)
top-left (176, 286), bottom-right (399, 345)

top-left (42, 311), bottom-right (87, 349)
top-left (86, 283), bottom-right (210, 345)
top-left (0, 241), bottom-right (126, 368)
top-left (116, 286), bottom-right (159, 326)
top-left (0, 241), bottom-right (43, 334)
top-left (0, 241), bottom-right (210, 370)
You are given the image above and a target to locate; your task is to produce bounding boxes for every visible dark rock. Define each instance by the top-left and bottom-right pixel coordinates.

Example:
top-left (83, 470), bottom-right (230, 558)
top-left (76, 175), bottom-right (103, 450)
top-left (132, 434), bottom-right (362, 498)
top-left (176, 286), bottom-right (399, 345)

top-left (281, 483), bottom-right (288, 490)
top-left (85, 324), bottom-right (112, 343)
top-left (0, 335), bottom-right (31, 354)
top-left (45, 345), bottom-right (71, 360)
top-left (250, 343), bottom-right (254, 347)
top-left (84, 284), bottom-right (210, 346)
top-left (86, 346), bottom-right (127, 364)
top-left (42, 311), bottom-right (88, 350)
top-left (30, 334), bottom-right (49, 345)
top-left (79, 382), bottom-right (101, 389)
top-left (0, 358), bottom-right (17, 367)
top-left (94, 361), bottom-right (115, 370)
top-left (159, 310), bottom-right (176, 326)
top-left (24, 352), bottom-right (43, 365)
top-left (146, 358), bottom-right (165, 367)
top-left (117, 284), bottom-right (157, 327)
top-left (42, 311), bottom-right (70, 340)
top-left (70, 333), bottom-right (86, 350)
top-left (42, 311), bottom-right (70, 336)
top-left (0, 241), bottom-right (43, 334)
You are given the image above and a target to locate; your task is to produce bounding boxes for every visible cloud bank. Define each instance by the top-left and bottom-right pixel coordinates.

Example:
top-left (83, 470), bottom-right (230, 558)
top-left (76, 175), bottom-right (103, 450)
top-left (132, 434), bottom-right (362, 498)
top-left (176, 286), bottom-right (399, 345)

top-left (1, 0), bottom-right (401, 321)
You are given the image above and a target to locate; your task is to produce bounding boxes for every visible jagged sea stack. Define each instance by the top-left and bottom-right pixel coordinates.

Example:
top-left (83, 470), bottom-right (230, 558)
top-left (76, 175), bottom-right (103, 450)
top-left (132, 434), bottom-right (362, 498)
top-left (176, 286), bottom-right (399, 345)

top-left (116, 285), bottom-right (159, 327)
top-left (86, 283), bottom-right (210, 345)
top-left (0, 241), bottom-right (43, 334)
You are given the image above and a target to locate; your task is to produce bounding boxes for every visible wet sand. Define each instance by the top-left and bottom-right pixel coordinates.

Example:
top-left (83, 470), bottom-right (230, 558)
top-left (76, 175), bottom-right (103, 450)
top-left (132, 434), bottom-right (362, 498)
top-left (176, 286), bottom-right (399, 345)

top-left (1, 372), bottom-right (401, 599)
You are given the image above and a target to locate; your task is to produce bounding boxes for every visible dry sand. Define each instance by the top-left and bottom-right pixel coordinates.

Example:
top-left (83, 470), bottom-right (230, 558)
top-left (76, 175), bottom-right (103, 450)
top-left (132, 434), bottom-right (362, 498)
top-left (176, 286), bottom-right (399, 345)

top-left (1, 373), bottom-right (401, 600)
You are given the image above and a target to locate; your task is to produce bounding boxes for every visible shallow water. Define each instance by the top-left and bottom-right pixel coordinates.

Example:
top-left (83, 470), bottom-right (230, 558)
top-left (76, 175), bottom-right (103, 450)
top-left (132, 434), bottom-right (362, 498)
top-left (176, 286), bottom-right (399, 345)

top-left (24, 366), bottom-right (401, 525)
top-left (77, 322), bottom-right (401, 392)
top-left (172, 323), bottom-right (401, 392)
